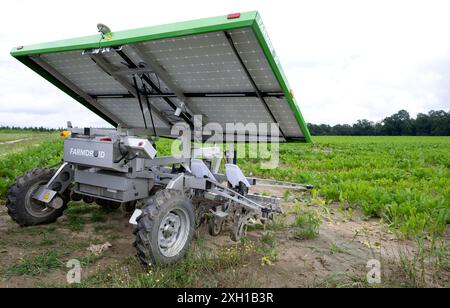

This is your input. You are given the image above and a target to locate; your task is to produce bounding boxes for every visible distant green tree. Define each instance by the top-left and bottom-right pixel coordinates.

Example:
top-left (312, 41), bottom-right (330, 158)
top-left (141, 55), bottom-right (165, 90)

top-left (0, 126), bottom-right (56, 132)
top-left (308, 109), bottom-right (449, 136)
top-left (319, 124), bottom-right (332, 135)
top-left (332, 124), bottom-right (353, 135)
top-left (352, 119), bottom-right (375, 135)
top-left (414, 113), bottom-right (431, 135)
top-left (381, 110), bottom-right (414, 135)
top-left (428, 110), bottom-right (450, 135)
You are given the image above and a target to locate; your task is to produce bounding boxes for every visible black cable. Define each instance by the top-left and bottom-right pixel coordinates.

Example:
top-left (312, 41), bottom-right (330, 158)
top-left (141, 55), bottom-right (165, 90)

top-left (114, 142), bottom-right (139, 164)
top-left (141, 77), bottom-right (158, 138)
top-left (132, 75), bottom-right (148, 129)
top-left (124, 154), bottom-right (138, 163)
top-left (114, 153), bottom-right (127, 164)
top-left (114, 142), bottom-right (128, 164)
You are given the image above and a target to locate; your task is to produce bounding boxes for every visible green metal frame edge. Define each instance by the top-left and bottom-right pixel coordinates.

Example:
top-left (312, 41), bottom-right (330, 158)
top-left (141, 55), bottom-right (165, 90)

top-left (251, 13), bottom-right (313, 143)
top-left (10, 12), bottom-right (258, 56)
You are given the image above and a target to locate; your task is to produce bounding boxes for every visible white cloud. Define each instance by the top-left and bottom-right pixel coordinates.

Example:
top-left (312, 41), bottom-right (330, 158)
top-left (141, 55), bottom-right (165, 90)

top-left (0, 0), bottom-right (449, 127)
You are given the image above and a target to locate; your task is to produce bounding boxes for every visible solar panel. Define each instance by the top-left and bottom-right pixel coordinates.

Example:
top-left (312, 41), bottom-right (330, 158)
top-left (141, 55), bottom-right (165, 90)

top-left (11, 11), bottom-right (312, 142)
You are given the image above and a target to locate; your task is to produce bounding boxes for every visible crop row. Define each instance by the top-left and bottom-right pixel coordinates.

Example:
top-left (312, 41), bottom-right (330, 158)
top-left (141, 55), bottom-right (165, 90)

top-left (0, 137), bottom-right (63, 197)
top-left (239, 136), bottom-right (450, 237)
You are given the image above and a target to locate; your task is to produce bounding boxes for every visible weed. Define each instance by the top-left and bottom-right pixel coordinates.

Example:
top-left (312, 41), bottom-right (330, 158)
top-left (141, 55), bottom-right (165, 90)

top-left (283, 190), bottom-right (291, 201)
top-left (429, 238), bottom-right (450, 272)
top-left (265, 213), bottom-right (288, 231)
top-left (94, 224), bottom-right (114, 233)
top-left (292, 208), bottom-right (321, 240)
top-left (90, 210), bottom-right (108, 223)
top-left (79, 254), bottom-right (104, 267)
top-left (66, 215), bottom-right (85, 232)
top-left (398, 243), bottom-right (427, 287)
top-left (316, 272), bottom-right (369, 288)
top-left (39, 232), bottom-right (56, 246)
top-left (7, 250), bottom-right (62, 276)
top-left (329, 242), bottom-right (348, 254)
top-left (46, 226), bottom-right (56, 233)
top-left (338, 206), bottom-right (355, 221)
top-left (65, 202), bottom-right (92, 215)
top-left (396, 236), bottom-right (450, 287)
top-left (258, 232), bottom-right (278, 265)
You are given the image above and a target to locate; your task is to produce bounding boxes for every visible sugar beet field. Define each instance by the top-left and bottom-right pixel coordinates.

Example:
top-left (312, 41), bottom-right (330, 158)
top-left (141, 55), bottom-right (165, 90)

top-left (0, 131), bottom-right (448, 287)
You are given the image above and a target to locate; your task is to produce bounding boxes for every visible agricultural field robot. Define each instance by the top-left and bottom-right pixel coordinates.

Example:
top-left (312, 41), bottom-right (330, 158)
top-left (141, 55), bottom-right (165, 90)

top-left (7, 12), bottom-right (312, 266)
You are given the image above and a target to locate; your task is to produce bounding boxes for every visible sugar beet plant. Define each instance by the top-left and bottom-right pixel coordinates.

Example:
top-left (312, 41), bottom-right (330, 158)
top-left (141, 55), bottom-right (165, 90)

top-left (239, 136), bottom-right (450, 237)
top-left (0, 136), bottom-right (63, 197)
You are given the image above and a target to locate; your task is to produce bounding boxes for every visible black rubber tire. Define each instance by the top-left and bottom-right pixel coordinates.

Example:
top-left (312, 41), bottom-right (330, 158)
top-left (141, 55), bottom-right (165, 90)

top-left (6, 168), bottom-right (68, 227)
top-left (96, 199), bottom-right (121, 211)
top-left (122, 201), bottom-right (137, 213)
top-left (207, 216), bottom-right (223, 237)
top-left (133, 190), bottom-right (195, 266)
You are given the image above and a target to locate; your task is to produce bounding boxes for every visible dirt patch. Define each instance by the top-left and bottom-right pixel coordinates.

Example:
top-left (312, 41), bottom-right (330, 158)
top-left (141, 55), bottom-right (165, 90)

top-left (0, 138), bottom-right (29, 145)
top-left (0, 188), bottom-right (448, 288)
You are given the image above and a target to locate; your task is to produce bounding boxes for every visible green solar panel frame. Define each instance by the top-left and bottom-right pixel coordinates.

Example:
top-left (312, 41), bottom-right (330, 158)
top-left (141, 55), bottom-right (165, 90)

top-left (10, 11), bottom-right (312, 143)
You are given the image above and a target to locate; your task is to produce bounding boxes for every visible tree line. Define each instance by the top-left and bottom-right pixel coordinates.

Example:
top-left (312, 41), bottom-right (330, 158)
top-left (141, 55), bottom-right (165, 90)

top-left (308, 110), bottom-right (450, 136)
top-left (1, 109), bottom-right (449, 136)
top-left (0, 126), bottom-right (56, 132)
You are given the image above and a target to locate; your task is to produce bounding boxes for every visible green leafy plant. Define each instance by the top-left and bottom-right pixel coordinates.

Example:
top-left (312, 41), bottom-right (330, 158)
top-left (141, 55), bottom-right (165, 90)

top-left (292, 209), bottom-right (321, 240)
top-left (7, 250), bottom-right (62, 276)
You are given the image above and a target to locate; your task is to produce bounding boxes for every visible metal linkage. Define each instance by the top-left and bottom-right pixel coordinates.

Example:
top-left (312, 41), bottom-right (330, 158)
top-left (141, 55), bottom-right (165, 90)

top-left (254, 178), bottom-right (314, 191)
top-left (205, 179), bottom-right (281, 214)
top-left (89, 53), bottom-right (171, 128)
top-left (114, 49), bottom-right (194, 128)
top-left (129, 45), bottom-right (206, 120)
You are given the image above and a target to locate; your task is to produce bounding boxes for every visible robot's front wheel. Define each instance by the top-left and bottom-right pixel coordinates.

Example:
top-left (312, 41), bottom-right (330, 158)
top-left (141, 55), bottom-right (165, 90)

top-left (133, 190), bottom-right (195, 266)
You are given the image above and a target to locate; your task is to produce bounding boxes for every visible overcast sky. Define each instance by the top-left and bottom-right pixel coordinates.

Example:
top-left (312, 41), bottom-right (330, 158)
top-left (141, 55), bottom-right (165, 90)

top-left (1, 0), bottom-right (449, 128)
